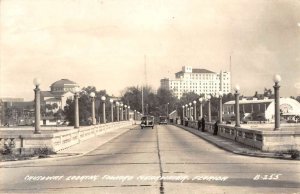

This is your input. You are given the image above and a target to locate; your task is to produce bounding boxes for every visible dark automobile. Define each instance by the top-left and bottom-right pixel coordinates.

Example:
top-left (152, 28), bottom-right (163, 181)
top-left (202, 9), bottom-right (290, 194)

top-left (158, 116), bottom-right (168, 125)
top-left (141, 116), bottom-right (154, 129)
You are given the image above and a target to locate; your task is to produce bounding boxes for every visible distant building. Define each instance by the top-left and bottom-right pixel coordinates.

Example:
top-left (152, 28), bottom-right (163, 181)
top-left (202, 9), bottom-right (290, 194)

top-left (0, 98), bottom-right (34, 126)
top-left (41, 79), bottom-right (79, 111)
top-left (0, 98), bottom-right (24, 103)
top-left (0, 99), bottom-right (2, 126)
top-left (160, 66), bottom-right (231, 99)
top-left (223, 97), bottom-right (300, 122)
top-left (0, 79), bottom-right (79, 126)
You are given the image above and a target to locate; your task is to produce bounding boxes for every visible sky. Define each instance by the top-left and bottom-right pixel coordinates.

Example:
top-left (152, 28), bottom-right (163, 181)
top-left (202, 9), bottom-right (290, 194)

top-left (0, 0), bottom-right (300, 101)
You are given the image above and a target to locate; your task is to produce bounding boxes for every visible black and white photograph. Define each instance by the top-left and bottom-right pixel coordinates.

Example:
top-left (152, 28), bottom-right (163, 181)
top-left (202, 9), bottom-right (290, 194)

top-left (0, 0), bottom-right (300, 193)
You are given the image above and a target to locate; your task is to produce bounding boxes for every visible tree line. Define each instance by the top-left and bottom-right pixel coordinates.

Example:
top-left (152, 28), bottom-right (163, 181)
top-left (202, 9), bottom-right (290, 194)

top-left (60, 86), bottom-right (300, 125)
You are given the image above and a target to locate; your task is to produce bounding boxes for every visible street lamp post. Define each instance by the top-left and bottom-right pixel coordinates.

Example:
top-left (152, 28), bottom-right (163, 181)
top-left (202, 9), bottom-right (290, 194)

top-left (185, 104), bottom-right (188, 118)
top-left (116, 102), bottom-right (120, 122)
top-left (193, 100), bottom-right (197, 120)
top-left (207, 95), bottom-right (211, 122)
top-left (234, 85), bottom-right (240, 127)
top-left (189, 102), bottom-right (192, 119)
top-left (182, 105), bottom-right (185, 119)
top-left (90, 92), bottom-right (96, 125)
top-left (124, 105), bottom-right (127, 120)
top-left (166, 103), bottom-right (169, 117)
top-left (273, 74), bottom-right (281, 130)
top-left (101, 96), bottom-right (106, 124)
top-left (120, 103), bottom-right (123, 121)
top-left (33, 78), bottom-right (41, 134)
top-left (74, 87), bottom-right (80, 129)
top-left (128, 106), bottom-right (130, 120)
top-left (199, 97), bottom-right (203, 120)
top-left (110, 99), bottom-right (114, 122)
top-left (218, 91), bottom-right (223, 122)
top-left (134, 110), bottom-right (136, 120)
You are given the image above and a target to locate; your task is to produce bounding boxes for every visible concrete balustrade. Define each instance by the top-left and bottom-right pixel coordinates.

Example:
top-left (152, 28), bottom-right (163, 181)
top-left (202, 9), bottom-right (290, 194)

top-left (0, 121), bottom-right (133, 154)
top-left (184, 121), bottom-right (300, 152)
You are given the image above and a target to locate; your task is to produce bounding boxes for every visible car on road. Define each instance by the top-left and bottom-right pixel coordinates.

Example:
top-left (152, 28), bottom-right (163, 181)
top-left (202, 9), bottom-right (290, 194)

top-left (141, 115), bottom-right (154, 129)
top-left (158, 116), bottom-right (168, 125)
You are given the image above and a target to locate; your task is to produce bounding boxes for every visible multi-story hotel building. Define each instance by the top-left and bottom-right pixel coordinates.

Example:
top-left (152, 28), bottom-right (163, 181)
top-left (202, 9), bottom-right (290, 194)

top-left (160, 66), bottom-right (231, 99)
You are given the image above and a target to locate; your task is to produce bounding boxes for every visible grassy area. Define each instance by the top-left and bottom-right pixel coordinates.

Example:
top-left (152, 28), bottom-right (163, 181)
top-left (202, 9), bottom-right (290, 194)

top-left (0, 147), bottom-right (56, 162)
top-left (0, 154), bottom-right (38, 162)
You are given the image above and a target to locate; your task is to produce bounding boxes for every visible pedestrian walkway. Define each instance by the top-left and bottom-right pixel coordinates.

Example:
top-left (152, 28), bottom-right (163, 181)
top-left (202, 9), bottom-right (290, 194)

top-left (56, 125), bottom-right (134, 156)
top-left (175, 124), bottom-right (295, 160)
top-left (0, 124), bottom-right (138, 166)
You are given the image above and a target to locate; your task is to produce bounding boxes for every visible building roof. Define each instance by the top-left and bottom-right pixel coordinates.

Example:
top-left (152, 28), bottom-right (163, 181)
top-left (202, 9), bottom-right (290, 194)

top-left (224, 98), bottom-right (274, 105)
top-left (41, 91), bottom-right (73, 98)
top-left (50, 79), bottom-right (78, 88)
top-left (176, 68), bottom-right (215, 75)
top-left (192, 69), bottom-right (215, 73)
top-left (44, 97), bottom-right (61, 102)
top-left (0, 98), bottom-right (24, 102)
top-left (5, 101), bottom-right (34, 108)
top-left (41, 91), bottom-right (56, 97)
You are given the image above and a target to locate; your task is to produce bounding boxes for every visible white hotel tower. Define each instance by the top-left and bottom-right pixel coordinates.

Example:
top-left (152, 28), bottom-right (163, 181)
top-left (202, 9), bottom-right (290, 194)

top-left (160, 66), bottom-right (231, 99)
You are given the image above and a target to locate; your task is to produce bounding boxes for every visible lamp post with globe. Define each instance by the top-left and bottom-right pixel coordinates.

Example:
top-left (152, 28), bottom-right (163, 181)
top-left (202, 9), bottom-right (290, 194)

top-left (120, 103), bottom-right (123, 121)
top-left (110, 99), bottom-right (114, 122)
top-left (124, 105), bottom-right (127, 120)
top-left (166, 103), bottom-right (169, 117)
top-left (207, 95), bottom-right (211, 122)
top-left (218, 91), bottom-right (223, 122)
top-left (199, 97), bottom-right (203, 120)
top-left (134, 110), bottom-right (136, 120)
top-left (116, 102), bottom-right (120, 122)
top-left (273, 74), bottom-right (281, 130)
top-left (185, 104), bottom-right (188, 118)
top-left (101, 96), bottom-right (106, 124)
top-left (74, 87), bottom-right (80, 128)
top-left (33, 78), bottom-right (41, 134)
top-left (234, 85), bottom-right (240, 127)
top-left (189, 102), bottom-right (192, 119)
top-left (90, 92), bottom-right (96, 125)
top-left (193, 100), bottom-right (197, 120)
top-left (128, 106), bottom-right (130, 120)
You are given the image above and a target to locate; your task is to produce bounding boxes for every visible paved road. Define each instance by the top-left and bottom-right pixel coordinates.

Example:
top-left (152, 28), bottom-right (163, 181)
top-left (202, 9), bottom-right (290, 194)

top-left (1, 125), bottom-right (299, 194)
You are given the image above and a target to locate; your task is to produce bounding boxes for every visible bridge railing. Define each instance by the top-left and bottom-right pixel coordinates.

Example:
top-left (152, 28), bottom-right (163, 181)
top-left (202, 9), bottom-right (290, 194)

top-left (0, 121), bottom-right (133, 154)
top-left (182, 120), bottom-right (300, 152)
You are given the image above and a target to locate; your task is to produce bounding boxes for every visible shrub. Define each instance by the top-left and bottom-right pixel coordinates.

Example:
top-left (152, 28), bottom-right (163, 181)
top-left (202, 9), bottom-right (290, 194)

top-left (34, 147), bottom-right (55, 157)
top-left (1, 140), bottom-right (15, 155)
top-left (288, 149), bottom-right (300, 159)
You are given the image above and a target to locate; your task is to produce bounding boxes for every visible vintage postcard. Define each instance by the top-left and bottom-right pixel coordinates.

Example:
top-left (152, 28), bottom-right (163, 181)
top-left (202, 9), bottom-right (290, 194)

top-left (0, 0), bottom-right (299, 193)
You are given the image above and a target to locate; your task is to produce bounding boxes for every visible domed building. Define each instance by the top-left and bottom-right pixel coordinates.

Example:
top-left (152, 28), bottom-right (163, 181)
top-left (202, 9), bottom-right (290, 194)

top-left (41, 79), bottom-right (79, 111)
top-left (50, 79), bottom-right (79, 94)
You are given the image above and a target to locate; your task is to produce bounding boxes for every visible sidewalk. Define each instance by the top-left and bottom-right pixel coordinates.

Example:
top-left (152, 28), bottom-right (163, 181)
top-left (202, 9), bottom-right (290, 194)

top-left (56, 125), bottom-right (133, 156)
top-left (0, 124), bottom-right (137, 166)
top-left (175, 124), bottom-right (297, 160)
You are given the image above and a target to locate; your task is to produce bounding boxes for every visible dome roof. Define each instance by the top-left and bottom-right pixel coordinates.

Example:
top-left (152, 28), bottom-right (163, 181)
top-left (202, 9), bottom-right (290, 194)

top-left (50, 79), bottom-right (78, 88)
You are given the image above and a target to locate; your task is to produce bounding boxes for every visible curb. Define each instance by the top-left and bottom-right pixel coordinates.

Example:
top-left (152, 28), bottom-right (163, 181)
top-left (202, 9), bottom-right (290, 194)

top-left (174, 124), bottom-right (295, 160)
top-left (0, 125), bottom-right (136, 166)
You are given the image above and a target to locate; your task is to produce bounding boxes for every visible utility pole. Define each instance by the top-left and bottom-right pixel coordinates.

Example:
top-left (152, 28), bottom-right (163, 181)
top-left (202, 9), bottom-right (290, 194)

top-left (144, 55), bottom-right (147, 86)
top-left (142, 86), bottom-right (144, 115)
top-left (230, 55), bottom-right (232, 91)
top-left (141, 55), bottom-right (147, 115)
